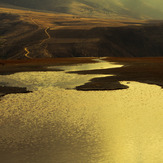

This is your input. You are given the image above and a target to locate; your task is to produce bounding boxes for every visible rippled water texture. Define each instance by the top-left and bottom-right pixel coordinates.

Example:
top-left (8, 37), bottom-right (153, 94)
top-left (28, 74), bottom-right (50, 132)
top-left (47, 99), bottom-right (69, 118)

top-left (0, 60), bottom-right (122, 92)
top-left (0, 61), bottom-right (162, 163)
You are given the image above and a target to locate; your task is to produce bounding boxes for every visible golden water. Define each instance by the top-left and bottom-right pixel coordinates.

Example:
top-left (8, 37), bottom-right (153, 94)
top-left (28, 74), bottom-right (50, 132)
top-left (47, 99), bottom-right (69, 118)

top-left (0, 61), bottom-right (162, 163)
top-left (0, 82), bottom-right (162, 163)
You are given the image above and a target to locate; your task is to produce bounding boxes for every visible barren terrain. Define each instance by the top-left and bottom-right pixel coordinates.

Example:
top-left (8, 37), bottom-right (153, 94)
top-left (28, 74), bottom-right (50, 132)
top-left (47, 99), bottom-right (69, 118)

top-left (1, 7), bottom-right (163, 59)
top-left (1, 0), bottom-right (163, 19)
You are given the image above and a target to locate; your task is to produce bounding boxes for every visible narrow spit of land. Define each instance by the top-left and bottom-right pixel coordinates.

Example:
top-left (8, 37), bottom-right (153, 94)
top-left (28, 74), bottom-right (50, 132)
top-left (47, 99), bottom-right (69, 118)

top-left (69, 57), bottom-right (163, 91)
top-left (0, 57), bottom-right (97, 75)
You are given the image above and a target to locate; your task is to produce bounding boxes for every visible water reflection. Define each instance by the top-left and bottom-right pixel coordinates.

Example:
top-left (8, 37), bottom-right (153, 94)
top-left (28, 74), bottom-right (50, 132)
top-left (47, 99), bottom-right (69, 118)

top-left (0, 61), bottom-right (162, 163)
top-left (0, 83), bottom-right (162, 163)
top-left (47, 59), bottom-right (123, 72)
top-left (0, 59), bottom-right (120, 91)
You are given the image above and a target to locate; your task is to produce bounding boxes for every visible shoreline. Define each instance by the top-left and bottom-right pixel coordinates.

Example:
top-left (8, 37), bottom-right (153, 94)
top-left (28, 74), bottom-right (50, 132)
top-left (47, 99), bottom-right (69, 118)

top-left (1, 57), bottom-right (163, 96)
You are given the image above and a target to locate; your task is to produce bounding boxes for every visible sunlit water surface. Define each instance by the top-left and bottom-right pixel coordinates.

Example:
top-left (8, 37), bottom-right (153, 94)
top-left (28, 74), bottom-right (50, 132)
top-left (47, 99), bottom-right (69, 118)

top-left (0, 61), bottom-right (162, 163)
top-left (0, 59), bottom-right (120, 91)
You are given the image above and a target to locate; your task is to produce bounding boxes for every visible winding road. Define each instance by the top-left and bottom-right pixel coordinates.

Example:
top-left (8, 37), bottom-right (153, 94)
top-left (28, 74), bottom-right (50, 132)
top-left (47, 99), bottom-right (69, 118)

top-left (24, 18), bottom-right (51, 59)
top-left (40, 27), bottom-right (51, 45)
top-left (40, 27), bottom-right (51, 57)
top-left (45, 27), bottom-right (51, 39)
top-left (24, 47), bottom-right (32, 59)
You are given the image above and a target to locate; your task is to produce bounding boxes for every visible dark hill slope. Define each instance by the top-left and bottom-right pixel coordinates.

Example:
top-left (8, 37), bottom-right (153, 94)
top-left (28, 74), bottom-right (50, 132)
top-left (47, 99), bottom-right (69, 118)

top-left (47, 24), bottom-right (163, 58)
top-left (0, 12), bottom-right (163, 59)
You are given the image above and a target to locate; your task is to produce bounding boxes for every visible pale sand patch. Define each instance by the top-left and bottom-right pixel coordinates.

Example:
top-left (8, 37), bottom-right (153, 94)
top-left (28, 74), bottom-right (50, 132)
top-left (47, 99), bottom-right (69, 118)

top-left (0, 82), bottom-right (162, 163)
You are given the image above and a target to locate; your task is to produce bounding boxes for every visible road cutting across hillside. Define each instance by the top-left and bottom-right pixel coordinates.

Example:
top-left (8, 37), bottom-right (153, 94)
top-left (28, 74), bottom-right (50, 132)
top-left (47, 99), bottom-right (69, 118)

top-left (24, 47), bottom-right (32, 59)
top-left (40, 27), bottom-right (51, 45)
top-left (24, 17), bottom-right (51, 59)
top-left (40, 27), bottom-right (51, 57)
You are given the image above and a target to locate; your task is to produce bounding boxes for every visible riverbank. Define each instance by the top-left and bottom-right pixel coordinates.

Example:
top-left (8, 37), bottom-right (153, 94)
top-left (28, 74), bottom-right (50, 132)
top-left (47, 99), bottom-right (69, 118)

top-left (1, 57), bottom-right (163, 92)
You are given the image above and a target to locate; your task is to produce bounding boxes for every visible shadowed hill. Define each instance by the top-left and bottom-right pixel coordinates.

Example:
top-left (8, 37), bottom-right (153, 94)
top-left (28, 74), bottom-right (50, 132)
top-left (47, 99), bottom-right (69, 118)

top-left (46, 24), bottom-right (163, 58)
top-left (0, 0), bottom-right (163, 19)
